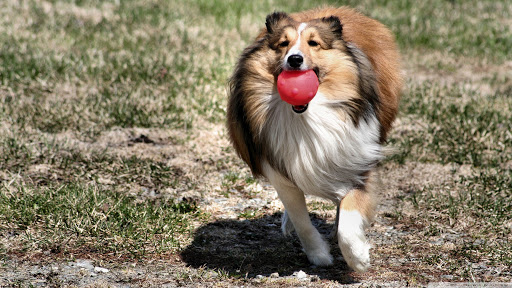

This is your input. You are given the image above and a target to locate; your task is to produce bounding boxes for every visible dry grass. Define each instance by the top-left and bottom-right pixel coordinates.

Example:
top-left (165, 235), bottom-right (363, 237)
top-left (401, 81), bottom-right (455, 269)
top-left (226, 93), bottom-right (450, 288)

top-left (0, 0), bottom-right (511, 286)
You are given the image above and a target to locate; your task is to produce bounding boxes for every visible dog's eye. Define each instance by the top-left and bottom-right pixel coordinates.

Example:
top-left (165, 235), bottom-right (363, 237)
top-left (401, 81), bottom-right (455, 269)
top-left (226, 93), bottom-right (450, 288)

top-left (308, 40), bottom-right (319, 47)
top-left (278, 41), bottom-right (289, 47)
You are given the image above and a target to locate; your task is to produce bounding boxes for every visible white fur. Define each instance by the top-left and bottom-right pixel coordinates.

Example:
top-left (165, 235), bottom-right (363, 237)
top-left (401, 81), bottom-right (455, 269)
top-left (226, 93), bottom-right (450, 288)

top-left (261, 91), bottom-right (380, 271)
top-left (260, 30), bottom-right (382, 269)
top-left (263, 161), bottom-right (333, 266)
top-left (283, 23), bottom-right (307, 70)
top-left (263, 92), bottom-right (383, 202)
top-left (337, 209), bottom-right (371, 272)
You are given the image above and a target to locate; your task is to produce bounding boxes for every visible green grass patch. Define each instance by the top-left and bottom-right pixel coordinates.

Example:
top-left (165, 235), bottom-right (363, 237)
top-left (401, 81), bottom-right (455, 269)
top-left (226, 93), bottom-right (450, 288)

top-left (378, 1), bottom-right (512, 62)
top-left (411, 171), bottom-right (512, 234)
top-left (408, 169), bottom-right (512, 268)
top-left (0, 183), bottom-right (200, 259)
top-left (390, 82), bottom-right (512, 167)
top-left (0, 133), bottom-right (191, 192)
top-left (390, 80), bottom-right (512, 274)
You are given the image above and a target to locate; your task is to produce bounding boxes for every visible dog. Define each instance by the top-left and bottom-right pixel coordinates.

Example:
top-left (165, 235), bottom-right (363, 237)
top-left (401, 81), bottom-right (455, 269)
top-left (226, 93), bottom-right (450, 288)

top-left (226, 6), bottom-right (402, 272)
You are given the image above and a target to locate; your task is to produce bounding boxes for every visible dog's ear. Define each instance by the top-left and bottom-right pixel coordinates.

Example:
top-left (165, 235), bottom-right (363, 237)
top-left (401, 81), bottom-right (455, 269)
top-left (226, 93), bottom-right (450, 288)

top-left (321, 16), bottom-right (343, 39)
top-left (265, 11), bottom-right (289, 34)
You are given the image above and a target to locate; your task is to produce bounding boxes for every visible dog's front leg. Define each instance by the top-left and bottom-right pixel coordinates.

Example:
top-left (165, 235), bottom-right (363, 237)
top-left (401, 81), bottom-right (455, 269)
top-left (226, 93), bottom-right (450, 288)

top-left (277, 186), bottom-right (333, 266)
top-left (264, 166), bottom-right (333, 266)
top-left (337, 186), bottom-right (376, 272)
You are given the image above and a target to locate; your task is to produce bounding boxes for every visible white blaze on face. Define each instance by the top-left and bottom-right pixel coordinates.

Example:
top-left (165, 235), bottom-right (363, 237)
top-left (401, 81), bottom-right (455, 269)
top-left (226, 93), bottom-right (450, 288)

top-left (284, 22), bottom-right (307, 70)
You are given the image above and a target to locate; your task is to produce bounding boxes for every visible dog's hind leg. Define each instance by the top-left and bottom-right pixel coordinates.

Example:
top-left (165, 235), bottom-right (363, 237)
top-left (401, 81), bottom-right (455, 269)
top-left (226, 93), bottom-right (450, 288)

top-left (264, 164), bottom-right (333, 266)
top-left (337, 184), bottom-right (377, 272)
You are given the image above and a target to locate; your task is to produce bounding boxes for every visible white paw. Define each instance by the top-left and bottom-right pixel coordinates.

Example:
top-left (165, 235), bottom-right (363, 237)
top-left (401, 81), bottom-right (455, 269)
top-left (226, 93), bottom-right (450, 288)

top-left (337, 210), bottom-right (371, 272)
top-left (302, 232), bottom-right (333, 266)
top-left (338, 236), bottom-right (371, 272)
top-left (280, 210), bottom-right (332, 266)
top-left (306, 245), bottom-right (334, 266)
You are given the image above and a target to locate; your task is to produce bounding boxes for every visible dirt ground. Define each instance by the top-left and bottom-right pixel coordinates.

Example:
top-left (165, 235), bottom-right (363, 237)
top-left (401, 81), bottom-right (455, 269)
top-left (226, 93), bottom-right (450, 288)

top-left (1, 118), bottom-right (510, 287)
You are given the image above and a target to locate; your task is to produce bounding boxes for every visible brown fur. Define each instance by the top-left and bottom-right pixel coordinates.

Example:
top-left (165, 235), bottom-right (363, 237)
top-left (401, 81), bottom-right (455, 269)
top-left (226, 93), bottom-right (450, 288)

top-left (227, 6), bottom-right (402, 176)
top-left (340, 172), bottom-right (379, 222)
top-left (291, 7), bottom-right (402, 139)
top-left (341, 188), bottom-right (376, 221)
top-left (227, 7), bottom-right (402, 270)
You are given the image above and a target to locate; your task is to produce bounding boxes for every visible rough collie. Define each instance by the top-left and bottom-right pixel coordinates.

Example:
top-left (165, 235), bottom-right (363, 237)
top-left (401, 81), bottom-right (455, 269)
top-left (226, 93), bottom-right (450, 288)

top-left (227, 6), bottom-right (402, 272)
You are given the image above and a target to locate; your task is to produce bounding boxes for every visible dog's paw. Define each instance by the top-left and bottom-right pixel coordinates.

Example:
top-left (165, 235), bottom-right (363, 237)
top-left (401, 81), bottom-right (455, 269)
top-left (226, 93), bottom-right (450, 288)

top-left (337, 210), bottom-right (371, 272)
top-left (306, 245), bottom-right (334, 266)
top-left (302, 233), bottom-right (333, 266)
top-left (338, 236), bottom-right (371, 272)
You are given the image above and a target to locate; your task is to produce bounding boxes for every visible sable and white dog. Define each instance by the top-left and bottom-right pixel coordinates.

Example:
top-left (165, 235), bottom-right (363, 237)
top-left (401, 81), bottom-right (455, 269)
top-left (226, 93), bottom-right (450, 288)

top-left (226, 7), bottom-right (402, 272)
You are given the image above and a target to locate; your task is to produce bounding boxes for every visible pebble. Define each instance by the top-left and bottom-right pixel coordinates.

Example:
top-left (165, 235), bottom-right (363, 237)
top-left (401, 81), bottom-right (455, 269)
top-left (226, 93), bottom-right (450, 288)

top-left (293, 270), bottom-right (307, 280)
top-left (270, 272), bottom-right (279, 278)
top-left (94, 267), bottom-right (110, 273)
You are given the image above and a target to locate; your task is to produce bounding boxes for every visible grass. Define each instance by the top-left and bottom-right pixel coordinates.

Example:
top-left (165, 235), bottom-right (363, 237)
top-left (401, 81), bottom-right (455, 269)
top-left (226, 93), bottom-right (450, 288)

top-left (391, 82), bottom-right (512, 166)
top-left (0, 0), bottom-right (511, 285)
top-left (0, 183), bottom-right (199, 259)
top-left (386, 74), bottom-right (512, 272)
top-left (385, 76), bottom-right (512, 276)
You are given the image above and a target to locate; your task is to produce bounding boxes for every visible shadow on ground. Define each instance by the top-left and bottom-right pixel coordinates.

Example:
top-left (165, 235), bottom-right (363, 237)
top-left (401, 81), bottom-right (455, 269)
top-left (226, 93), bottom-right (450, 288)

top-left (181, 212), bottom-right (357, 283)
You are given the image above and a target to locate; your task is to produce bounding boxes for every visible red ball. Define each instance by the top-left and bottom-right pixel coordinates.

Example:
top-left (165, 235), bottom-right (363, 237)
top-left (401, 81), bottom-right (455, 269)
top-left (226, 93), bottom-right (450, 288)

top-left (277, 70), bottom-right (319, 106)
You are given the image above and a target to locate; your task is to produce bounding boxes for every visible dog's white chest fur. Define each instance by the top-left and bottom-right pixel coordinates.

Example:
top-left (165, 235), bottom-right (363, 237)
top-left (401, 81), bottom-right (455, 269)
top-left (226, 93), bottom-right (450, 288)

top-left (263, 92), bottom-right (382, 202)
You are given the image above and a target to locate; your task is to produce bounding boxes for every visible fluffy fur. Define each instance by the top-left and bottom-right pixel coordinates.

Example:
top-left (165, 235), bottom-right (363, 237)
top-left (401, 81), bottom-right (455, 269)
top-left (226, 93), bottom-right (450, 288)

top-left (227, 6), bottom-right (402, 272)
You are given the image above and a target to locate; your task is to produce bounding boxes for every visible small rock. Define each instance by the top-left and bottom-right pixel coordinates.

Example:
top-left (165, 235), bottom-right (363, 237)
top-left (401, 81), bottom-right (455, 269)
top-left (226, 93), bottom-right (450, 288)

top-left (293, 270), bottom-right (307, 280)
top-left (255, 275), bottom-right (265, 279)
top-left (94, 267), bottom-right (110, 273)
top-left (270, 272), bottom-right (279, 278)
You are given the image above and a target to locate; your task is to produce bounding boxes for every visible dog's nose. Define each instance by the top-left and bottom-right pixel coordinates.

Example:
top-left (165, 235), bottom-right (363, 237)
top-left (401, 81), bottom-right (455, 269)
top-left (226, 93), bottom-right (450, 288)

top-left (287, 54), bottom-right (303, 68)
